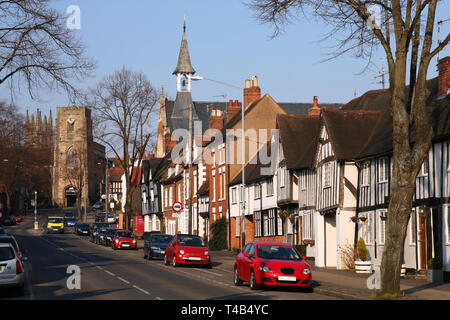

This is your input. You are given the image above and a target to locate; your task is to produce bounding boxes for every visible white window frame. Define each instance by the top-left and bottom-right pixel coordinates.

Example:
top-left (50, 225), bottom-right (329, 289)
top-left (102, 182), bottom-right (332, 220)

top-left (280, 167), bottom-right (286, 188)
top-left (418, 157), bottom-right (429, 177)
top-left (302, 211), bottom-right (314, 241)
top-left (266, 178), bottom-right (274, 197)
top-left (361, 161), bottom-right (370, 186)
top-left (378, 210), bottom-right (387, 245)
top-left (254, 184), bottom-right (262, 200)
top-left (378, 157), bottom-right (389, 183)
top-left (323, 162), bottom-right (332, 188)
top-left (231, 187), bottom-right (237, 204)
top-left (409, 209), bottom-right (417, 246)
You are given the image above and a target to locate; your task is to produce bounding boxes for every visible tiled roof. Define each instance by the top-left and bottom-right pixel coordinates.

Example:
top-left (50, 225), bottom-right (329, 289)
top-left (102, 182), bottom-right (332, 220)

top-left (277, 114), bottom-right (321, 169)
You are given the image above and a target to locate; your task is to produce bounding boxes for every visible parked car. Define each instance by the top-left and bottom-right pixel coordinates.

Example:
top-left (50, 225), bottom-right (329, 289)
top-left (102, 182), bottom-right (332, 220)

top-left (0, 227), bottom-right (6, 235)
top-left (111, 230), bottom-right (137, 250)
top-left (93, 201), bottom-right (104, 211)
top-left (75, 222), bottom-right (90, 236)
top-left (95, 212), bottom-right (117, 224)
top-left (106, 213), bottom-right (118, 224)
top-left (233, 242), bottom-right (311, 290)
top-left (89, 222), bottom-right (110, 242)
top-left (0, 243), bottom-right (25, 296)
top-left (164, 234), bottom-right (211, 268)
top-left (2, 215), bottom-right (16, 226)
top-left (64, 211), bottom-right (75, 219)
top-left (65, 217), bottom-right (77, 228)
top-left (95, 212), bottom-right (106, 222)
top-left (143, 233), bottom-right (172, 260)
top-left (103, 228), bottom-right (118, 246)
top-left (94, 227), bottom-right (109, 245)
top-left (46, 216), bottom-right (64, 234)
top-left (14, 214), bottom-right (23, 223)
top-left (0, 235), bottom-right (23, 260)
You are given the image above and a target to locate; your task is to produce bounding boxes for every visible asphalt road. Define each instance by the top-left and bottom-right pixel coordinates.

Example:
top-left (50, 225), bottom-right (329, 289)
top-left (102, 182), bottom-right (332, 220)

top-left (0, 211), bottom-right (340, 300)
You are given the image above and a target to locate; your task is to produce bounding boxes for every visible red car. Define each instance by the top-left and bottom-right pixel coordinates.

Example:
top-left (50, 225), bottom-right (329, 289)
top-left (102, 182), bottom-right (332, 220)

top-left (111, 230), bottom-right (137, 250)
top-left (14, 215), bottom-right (23, 223)
top-left (164, 234), bottom-right (211, 268)
top-left (234, 242), bottom-right (311, 290)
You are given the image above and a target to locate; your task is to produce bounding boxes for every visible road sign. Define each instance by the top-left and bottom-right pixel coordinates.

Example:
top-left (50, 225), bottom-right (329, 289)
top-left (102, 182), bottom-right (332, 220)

top-left (172, 202), bottom-right (183, 212)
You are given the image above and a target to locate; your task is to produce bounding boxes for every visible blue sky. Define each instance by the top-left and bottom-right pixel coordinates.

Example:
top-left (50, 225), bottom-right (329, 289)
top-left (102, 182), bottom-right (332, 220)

top-left (2, 0), bottom-right (450, 117)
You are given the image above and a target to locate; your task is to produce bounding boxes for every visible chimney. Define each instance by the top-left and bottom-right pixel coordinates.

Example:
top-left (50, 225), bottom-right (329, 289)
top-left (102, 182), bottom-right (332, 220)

top-left (208, 108), bottom-right (224, 131)
top-left (243, 75), bottom-right (261, 108)
top-left (308, 96), bottom-right (321, 117)
top-left (438, 56), bottom-right (450, 96)
top-left (226, 99), bottom-right (241, 122)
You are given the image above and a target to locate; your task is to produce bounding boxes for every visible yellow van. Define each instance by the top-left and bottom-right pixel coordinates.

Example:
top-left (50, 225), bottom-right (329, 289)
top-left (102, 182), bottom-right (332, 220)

top-left (46, 217), bottom-right (64, 234)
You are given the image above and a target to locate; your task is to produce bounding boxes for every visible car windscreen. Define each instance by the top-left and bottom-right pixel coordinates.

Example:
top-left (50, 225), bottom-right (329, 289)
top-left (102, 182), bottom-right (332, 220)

top-left (256, 245), bottom-right (302, 261)
top-left (151, 235), bottom-right (172, 243)
top-left (48, 218), bottom-right (63, 223)
top-left (177, 235), bottom-right (204, 247)
top-left (79, 223), bottom-right (90, 228)
top-left (0, 238), bottom-right (17, 251)
top-left (106, 229), bottom-right (117, 235)
top-left (117, 232), bottom-right (133, 238)
top-left (0, 247), bottom-right (15, 261)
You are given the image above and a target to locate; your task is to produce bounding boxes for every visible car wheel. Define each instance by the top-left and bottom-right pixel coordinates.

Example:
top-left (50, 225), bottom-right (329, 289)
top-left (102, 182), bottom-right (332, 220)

top-left (164, 254), bottom-right (169, 265)
top-left (249, 270), bottom-right (259, 290)
top-left (172, 255), bottom-right (179, 267)
top-left (234, 267), bottom-right (242, 286)
top-left (205, 263), bottom-right (212, 269)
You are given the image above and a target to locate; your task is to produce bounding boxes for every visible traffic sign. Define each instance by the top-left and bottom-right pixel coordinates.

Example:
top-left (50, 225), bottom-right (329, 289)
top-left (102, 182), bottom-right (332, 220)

top-left (172, 202), bottom-right (183, 212)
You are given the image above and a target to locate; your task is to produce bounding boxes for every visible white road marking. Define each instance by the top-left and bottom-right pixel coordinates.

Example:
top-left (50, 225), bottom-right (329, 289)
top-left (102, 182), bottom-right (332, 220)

top-left (104, 270), bottom-right (116, 277)
top-left (193, 268), bottom-right (223, 277)
top-left (96, 265), bottom-right (103, 270)
top-left (155, 297), bottom-right (163, 300)
top-left (133, 285), bottom-right (150, 295)
top-left (117, 277), bottom-right (130, 284)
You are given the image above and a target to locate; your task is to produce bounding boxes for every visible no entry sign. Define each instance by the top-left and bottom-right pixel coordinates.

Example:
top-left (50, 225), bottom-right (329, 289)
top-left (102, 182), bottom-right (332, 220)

top-left (172, 201), bottom-right (183, 212)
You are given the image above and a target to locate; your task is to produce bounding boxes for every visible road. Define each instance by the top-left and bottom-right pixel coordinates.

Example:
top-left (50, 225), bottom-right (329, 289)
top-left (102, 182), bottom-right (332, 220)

top-left (0, 211), bottom-right (340, 300)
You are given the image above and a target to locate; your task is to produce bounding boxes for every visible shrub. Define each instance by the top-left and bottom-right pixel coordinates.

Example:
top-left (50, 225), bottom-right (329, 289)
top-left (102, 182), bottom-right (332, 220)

top-left (209, 217), bottom-right (227, 251)
top-left (341, 243), bottom-right (356, 269)
top-left (232, 247), bottom-right (241, 254)
top-left (357, 237), bottom-right (368, 261)
top-left (427, 257), bottom-right (443, 270)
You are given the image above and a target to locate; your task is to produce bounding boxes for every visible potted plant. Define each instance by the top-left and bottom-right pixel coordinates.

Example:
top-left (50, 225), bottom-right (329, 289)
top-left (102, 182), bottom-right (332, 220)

top-left (380, 212), bottom-right (387, 221)
top-left (355, 237), bottom-right (372, 273)
top-left (350, 216), bottom-right (359, 223)
top-left (426, 258), bottom-right (444, 283)
top-left (359, 215), bottom-right (367, 222)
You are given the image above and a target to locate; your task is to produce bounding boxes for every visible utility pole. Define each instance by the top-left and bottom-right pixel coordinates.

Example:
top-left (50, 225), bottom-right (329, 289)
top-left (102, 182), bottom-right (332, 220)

top-left (373, 65), bottom-right (388, 89)
top-left (188, 102), bottom-right (193, 234)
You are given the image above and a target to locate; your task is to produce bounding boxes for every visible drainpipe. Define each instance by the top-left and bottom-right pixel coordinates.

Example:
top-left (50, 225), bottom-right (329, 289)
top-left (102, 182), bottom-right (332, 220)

top-left (354, 162), bottom-right (361, 251)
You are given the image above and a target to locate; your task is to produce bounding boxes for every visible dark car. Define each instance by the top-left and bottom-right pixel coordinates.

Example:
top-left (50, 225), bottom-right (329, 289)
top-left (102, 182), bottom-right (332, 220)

top-left (75, 222), bottom-right (90, 236)
top-left (102, 228), bottom-right (118, 246)
top-left (89, 222), bottom-right (110, 242)
top-left (64, 211), bottom-right (75, 219)
top-left (95, 212), bottom-right (106, 222)
top-left (93, 201), bottom-right (104, 211)
top-left (143, 233), bottom-right (173, 260)
top-left (65, 217), bottom-right (77, 228)
top-left (0, 227), bottom-right (6, 235)
top-left (94, 227), bottom-right (109, 245)
top-left (2, 216), bottom-right (16, 226)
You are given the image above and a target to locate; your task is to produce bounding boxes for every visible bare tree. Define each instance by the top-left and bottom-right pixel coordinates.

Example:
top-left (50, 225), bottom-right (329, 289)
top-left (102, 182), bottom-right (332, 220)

top-left (0, 0), bottom-right (95, 101)
top-left (247, 0), bottom-right (449, 295)
top-left (87, 67), bottom-right (158, 230)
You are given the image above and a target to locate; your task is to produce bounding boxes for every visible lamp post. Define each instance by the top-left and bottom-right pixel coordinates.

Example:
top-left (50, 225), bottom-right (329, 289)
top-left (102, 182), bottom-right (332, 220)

top-left (191, 76), bottom-right (246, 248)
top-left (34, 190), bottom-right (38, 230)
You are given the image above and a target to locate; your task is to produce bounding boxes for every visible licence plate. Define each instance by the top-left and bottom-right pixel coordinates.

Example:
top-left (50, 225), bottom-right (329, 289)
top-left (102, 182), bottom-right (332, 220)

top-left (122, 244), bottom-right (129, 247)
top-left (83, 231), bottom-right (88, 233)
top-left (278, 276), bottom-right (296, 281)
top-left (189, 257), bottom-right (201, 261)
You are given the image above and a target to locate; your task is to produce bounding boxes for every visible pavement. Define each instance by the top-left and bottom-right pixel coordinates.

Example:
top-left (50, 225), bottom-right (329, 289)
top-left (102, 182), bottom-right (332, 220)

top-left (204, 249), bottom-right (450, 300)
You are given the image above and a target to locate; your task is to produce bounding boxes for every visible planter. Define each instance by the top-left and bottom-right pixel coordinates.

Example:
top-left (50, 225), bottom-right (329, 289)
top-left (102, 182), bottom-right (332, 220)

top-left (355, 261), bottom-right (372, 274)
top-left (426, 269), bottom-right (444, 283)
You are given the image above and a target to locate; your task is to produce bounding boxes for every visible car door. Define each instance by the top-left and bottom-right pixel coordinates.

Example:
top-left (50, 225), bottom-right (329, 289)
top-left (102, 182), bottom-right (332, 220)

top-left (241, 243), bottom-right (255, 282)
top-left (237, 244), bottom-right (250, 278)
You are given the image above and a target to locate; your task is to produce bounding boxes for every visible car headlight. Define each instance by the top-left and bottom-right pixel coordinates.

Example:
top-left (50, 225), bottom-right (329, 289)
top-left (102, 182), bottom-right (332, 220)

top-left (151, 246), bottom-right (159, 251)
top-left (302, 268), bottom-right (311, 275)
top-left (115, 239), bottom-right (119, 243)
top-left (179, 250), bottom-right (185, 255)
top-left (204, 251), bottom-right (209, 256)
top-left (258, 266), bottom-right (273, 273)
top-left (132, 239), bottom-right (136, 243)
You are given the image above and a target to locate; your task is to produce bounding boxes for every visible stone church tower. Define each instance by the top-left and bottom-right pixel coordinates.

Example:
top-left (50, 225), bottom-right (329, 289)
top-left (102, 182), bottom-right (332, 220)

top-left (25, 109), bottom-right (53, 149)
top-left (52, 106), bottom-right (105, 208)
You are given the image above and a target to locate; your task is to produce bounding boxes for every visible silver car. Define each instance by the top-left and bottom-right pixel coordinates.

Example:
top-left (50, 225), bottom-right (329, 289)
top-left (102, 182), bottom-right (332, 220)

top-left (0, 242), bottom-right (25, 296)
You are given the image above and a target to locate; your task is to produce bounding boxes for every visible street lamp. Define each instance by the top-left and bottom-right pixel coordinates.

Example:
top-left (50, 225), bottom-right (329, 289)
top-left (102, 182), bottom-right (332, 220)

top-left (191, 75), bottom-right (247, 248)
top-left (34, 190), bottom-right (38, 230)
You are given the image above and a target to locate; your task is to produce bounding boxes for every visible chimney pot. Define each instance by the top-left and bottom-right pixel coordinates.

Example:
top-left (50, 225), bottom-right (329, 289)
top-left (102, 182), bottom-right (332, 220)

top-left (234, 100), bottom-right (239, 106)
top-left (229, 100), bottom-right (233, 106)
top-left (252, 76), bottom-right (258, 87)
top-left (245, 79), bottom-right (251, 88)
